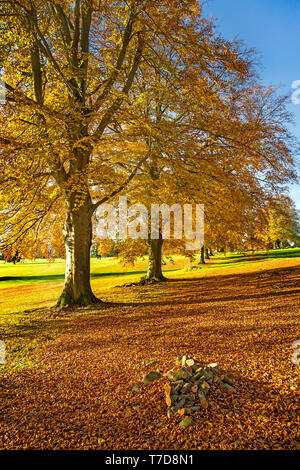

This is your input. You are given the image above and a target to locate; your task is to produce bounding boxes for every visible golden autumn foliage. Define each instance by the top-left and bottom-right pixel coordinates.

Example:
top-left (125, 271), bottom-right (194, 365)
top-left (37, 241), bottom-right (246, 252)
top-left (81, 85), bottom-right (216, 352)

top-left (0, 0), bottom-right (297, 304)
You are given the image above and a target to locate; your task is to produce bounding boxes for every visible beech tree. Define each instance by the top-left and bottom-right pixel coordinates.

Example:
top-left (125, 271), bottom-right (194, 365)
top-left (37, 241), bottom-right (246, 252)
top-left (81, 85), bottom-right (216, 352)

top-left (0, 1), bottom-right (296, 306)
top-left (0, 0), bottom-right (254, 304)
top-left (259, 196), bottom-right (300, 249)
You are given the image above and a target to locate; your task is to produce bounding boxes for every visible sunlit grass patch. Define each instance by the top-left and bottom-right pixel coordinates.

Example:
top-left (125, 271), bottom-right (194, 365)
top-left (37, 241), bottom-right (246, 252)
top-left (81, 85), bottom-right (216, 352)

top-left (1, 250), bottom-right (300, 314)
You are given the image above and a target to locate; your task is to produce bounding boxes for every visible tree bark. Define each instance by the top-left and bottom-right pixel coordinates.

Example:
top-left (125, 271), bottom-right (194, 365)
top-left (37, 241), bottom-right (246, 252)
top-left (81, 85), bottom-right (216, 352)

top-left (205, 248), bottom-right (210, 260)
top-left (198, 245), bottom-right (206, 264)
top-left (56, 193), bottom-right (99, 307)
top-left (145, 237), bottom-right (166, 281)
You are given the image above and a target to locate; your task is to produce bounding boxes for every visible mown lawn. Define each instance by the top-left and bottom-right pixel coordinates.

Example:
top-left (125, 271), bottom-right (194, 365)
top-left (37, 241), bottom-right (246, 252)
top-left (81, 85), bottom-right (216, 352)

top-left (1, 249), bottom-right (299, 314)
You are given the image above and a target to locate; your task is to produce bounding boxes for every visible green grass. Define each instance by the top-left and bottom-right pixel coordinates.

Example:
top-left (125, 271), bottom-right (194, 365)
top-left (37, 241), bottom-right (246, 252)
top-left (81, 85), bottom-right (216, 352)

top-left (0, 248), bottom-right (299, 317)
top-left (1, 247), bottom-right (300, 288)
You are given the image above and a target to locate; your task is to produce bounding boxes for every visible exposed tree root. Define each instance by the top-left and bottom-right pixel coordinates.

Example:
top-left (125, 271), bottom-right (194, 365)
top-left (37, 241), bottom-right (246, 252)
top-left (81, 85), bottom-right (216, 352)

top-left (120, 275), bottom-right (167, 287)
top-left (55, 290), bottom-right (102, 309)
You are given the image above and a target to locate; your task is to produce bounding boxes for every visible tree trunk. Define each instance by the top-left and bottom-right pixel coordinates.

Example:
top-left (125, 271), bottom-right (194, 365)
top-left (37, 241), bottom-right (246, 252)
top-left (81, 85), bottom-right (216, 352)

top-left (205, 248), bottom-right (210, 260)
top-left (209, 248), bottom-right (214, 256)
top-left (145, 237), bottom-right (166, 281)
top-left (198, 245), bottom-right (206, 264)
top-left (56, 194), bottom-right (99, 307)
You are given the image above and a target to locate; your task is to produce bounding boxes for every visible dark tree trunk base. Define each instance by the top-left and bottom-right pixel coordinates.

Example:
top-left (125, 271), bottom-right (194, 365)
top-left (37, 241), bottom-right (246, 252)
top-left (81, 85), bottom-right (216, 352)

top-left (144, 274), bottom-right (167, 283)
top-left (121, 275), bottom-right (167, 287)
top-left (55, 290), bottom-right (102, 309)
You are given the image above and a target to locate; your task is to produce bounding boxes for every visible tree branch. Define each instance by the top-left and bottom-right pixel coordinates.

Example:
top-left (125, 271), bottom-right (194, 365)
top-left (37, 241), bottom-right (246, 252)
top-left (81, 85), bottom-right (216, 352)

top-left (93, 27), bottom-right (145, 138)
top-left (92, 154), bottom-right (148, 212)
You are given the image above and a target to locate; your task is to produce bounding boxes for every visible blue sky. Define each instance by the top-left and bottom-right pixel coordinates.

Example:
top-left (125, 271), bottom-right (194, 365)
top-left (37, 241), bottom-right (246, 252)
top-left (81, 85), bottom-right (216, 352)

top-left (204, 0), bottom-right (300, 208)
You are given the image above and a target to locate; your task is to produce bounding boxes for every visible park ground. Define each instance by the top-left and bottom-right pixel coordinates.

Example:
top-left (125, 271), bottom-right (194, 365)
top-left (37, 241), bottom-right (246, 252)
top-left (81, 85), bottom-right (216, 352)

top-left (0, 250), bottom-right (299, 450)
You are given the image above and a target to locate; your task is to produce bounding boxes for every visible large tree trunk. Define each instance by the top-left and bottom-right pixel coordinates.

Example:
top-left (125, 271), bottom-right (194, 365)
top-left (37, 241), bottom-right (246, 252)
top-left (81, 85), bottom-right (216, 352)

top-left (56, 194), bottom-right (99, 307)
top-left (145, 237), bottom-right (166, 281)
top-left (205, 248), bottom-right (210, 260)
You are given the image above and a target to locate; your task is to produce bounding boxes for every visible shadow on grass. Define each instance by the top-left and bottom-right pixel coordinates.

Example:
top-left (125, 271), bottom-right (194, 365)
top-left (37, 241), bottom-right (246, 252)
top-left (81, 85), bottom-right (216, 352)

top-left (0, 271), bottom-right (147, 283)
top-left (2, 256), bottom-right (300, 349)
top-left (1, 316), bottom-right (68, 341)
top-left (1, 249), bottom-right (299, 284)
top-left (5, 264), bottom-right (300, 339)
top-left (216, 248), bottom-right (300, 264)
top-left (0, 268), bottom-right (184, 284)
